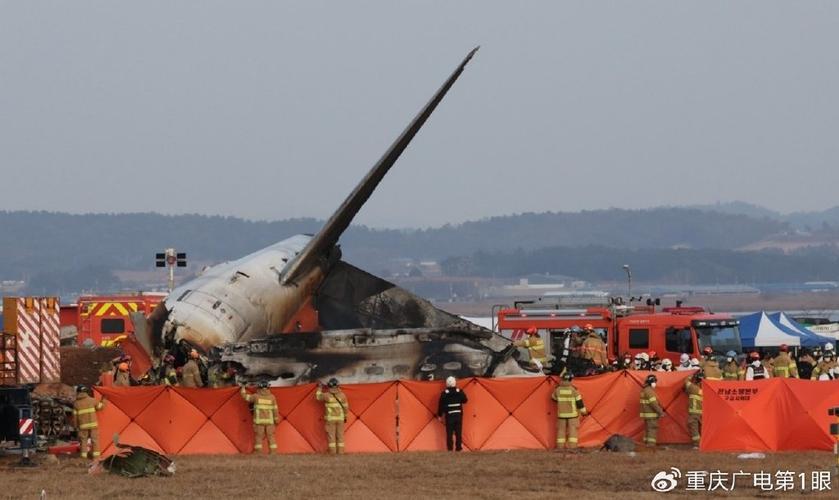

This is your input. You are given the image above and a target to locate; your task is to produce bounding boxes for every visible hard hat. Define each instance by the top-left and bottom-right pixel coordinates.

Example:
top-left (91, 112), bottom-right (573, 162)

top-left (662, 358), bottom-right (673, 367)
top-left (584, 323), bottom-right (594, 330)
top-left (825, 343), bottom-right (835, 352)
top-left (725, 350), bottom-right (737, 358)
top-left (690, 358), bottom-right (700, 366)
top-left (562, 372), bottom-right (574, 381)
top-left (749, 351), bottom-right (760, 360)
top-left (445, 376), bottom-right (456, 388)
top-left (118, 362), bottom-right (129, 371)
top-left (639, 352), bottom-right (650, 362)
top-left (189, 349), bottom-right (199, 359)
top-left (258, 381), bottom-right (269, 389)
top-left (679, 353), bottom-right (689, 363)
top-left (76, 384), bottom-right (88, 393)
top-left (648, 351), bottom-right (657, 359)
top-left (327, 378), bottom-right (339, 388)
top-left (703, 346), bottom-right (713, 355)
top-left (570, 325), bottom-right (581, 333)
top-left (645, 374), bottom-right (657, 385)
top-left (779, 344), bottom-right (788, 352)
top-left (526, 326), bottom-right (538, 335)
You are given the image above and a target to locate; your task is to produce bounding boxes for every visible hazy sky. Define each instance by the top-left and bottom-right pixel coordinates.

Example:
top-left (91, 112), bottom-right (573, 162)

top-left (2, 1), bottom-right (838, 228)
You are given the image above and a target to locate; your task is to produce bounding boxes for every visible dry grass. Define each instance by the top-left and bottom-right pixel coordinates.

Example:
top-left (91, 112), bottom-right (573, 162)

top-left (2, 448), bottom-right (835, 499)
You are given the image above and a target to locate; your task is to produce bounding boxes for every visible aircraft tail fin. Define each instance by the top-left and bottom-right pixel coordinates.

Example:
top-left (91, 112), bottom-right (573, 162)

top-left (280, 47), bottom-right (479, 286)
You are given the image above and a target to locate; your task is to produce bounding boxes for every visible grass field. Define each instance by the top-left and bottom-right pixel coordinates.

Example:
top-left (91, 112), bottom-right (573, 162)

top-left (2, 449), bottom-right (835, 499)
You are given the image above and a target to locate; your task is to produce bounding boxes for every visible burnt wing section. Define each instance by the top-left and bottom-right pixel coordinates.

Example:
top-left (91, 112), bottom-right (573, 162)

top-left (316, 261), bottom-right (478, 330)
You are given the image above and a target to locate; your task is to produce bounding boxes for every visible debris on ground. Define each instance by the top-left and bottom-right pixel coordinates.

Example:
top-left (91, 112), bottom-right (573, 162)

top-left (90, 443), bottom-right (175, 478)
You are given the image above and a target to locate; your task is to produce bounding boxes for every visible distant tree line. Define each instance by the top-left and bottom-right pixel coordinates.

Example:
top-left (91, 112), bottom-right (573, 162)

top-left (441, 245), bottom-right (839, 284)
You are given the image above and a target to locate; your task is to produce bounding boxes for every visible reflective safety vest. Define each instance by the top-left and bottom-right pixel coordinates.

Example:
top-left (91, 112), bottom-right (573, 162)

top-left (316, 388), bottom-right (349, 422)
top-left (552, 383), bottom-right (586, 418)
top-left (684, 380), bottom-right (702, 415)
top-left (811, 360), bottom-right (837, 380)
top-left (241, 389), bottom-right (279, 425)
top-left (722, 362), bottom-right (742, 380)
top-left (74, 394), bottom-right (106, 430)
top-left (772, 353), bottom-right (798, 378)
top-left (639, 386), bottom-right (662, 419)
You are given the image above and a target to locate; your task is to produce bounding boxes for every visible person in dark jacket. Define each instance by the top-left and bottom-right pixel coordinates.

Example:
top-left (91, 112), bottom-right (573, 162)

top-left (438, 376), bottom-right (468, 451)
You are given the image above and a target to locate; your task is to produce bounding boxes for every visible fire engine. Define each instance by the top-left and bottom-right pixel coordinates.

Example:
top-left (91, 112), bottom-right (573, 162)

top-left (494, 297), bottom-right (742, 366)
top-left (60, 293), bottom-right (165, 347)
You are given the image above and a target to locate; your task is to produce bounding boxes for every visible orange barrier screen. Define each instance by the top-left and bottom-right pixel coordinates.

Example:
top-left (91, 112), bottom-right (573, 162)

top-left (92, 372), bottom-right (838, 456)
top-left (701, 378), bottom-right (839, 452)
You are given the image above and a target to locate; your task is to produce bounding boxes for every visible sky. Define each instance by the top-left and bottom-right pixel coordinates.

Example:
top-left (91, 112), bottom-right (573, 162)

top-left (1, 1), bottom-right (838, 228)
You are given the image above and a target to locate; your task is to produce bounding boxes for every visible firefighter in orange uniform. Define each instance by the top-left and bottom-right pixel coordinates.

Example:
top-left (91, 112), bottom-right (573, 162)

top-left (552, 372), bottom-right (587, 450)
top-left (114, 362), bottom-right (131, 387)
top-left (73, 385), bottom-right (106, 459)
top-left (684, 372), bottom-right (703, 448)
top-left (580, 324), bottom-right (608, 368)
top-left (316, 378), bottom-right (349, 454)
top-left (181, 349), bottom-right (204, 388)
top-left (241, 381), bottom-right (279, 454)
top-left (513, 327), bottom-right (547, 371)
top-left (639, 374), bottom-right (664, 447)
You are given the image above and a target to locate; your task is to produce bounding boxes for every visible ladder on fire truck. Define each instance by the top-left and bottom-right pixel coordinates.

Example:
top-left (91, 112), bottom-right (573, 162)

top-left (0, 332), bottom-right (18, 386)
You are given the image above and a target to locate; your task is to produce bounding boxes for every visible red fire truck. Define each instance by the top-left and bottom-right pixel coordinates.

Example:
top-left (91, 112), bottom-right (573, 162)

top-left (495, 297), bottom-right (742, 365)
top-left (60, 293), bottom-right (165, 347)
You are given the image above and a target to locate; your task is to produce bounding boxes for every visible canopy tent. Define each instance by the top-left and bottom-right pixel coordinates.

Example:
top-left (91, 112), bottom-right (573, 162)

top-left (768, 312), bottom-right (836, 348)
top-left (738, 311), bottom-right (802, 348)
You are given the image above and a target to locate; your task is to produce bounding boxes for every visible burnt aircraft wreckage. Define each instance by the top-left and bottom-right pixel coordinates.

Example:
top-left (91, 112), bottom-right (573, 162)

top-left (139, 48), bottom-right (532, 385)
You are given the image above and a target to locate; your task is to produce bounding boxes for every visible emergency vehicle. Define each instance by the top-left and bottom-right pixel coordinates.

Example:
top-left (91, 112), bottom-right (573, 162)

top-left (495, 297), bottom-right (742, 365)
top-left (60, 293), bottom-right (165, 347)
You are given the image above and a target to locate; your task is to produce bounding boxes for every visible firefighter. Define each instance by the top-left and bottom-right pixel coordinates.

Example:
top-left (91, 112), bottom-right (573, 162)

top-left (437, 376), bottom-right (468, 452)
top-left (73, 385), bottom-right (106, 459)
top-left (621, 353), bottom-right (633, 370)
top-left (699, 346), bottom-right (714, 369)
top-left (580, 324), bottom-right (608, 368)
top-left (513, 327), bottom-right (547, 371)
top-left (240, 381), bottom-right (279, 454)
top-left (772, 344), bottom-right (799, 378)
top-left (722, 351), bottom-right (743, 380)
top-left (551, 372), bottom-right (587, 450)
top-left (316, 378), bottom-right (349, 454)
top-left (181, 349), bottom-right (204, 388)
top-left (658, 358), bottom-right (673, 372)
top-left (745, 351), bottom-right (770, 380)
top-left (684, 372), bottom-right (703, 448)
top-left (114, 362), bottom-right (131, 387)
top-left (160, 354), bottom-right (178, 386)
top-left (702, 354), bottom-right (722, 380)
top-left (639, 374), bottom-right (664, 447)
top-left (811, 351), bottom-right (837, 380)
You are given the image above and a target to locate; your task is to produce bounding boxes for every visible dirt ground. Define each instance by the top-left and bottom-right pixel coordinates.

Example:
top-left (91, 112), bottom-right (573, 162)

top-left (1, 449), bottom-right (835, 499)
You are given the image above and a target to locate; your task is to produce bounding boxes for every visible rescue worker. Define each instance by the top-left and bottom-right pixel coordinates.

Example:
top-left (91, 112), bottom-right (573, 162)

top-left (160, 354), bottom-right (178, 386)
top-left (437, 376), bottom-right (468, 452)
top-left (73, 385), bottom-right (106, 459)
top-left (621, 353), bottom-right (633, 370)
top-left (797, 349), bottom-right (817, 380)
top-left (633, 352), bottom-right (649, 370)
top-left (316, 378), bottom-right (349, 454)
top-left (639, 374), bottom-right (664, 447)
top-left (113, 362), bottom-right (131, 387)
top-left (648, 351), bottom-right (660, 370)
top-left (676, 353), bottom-right (693, 371)
top-left (580, 324), bottom-right (608, 368)
top-left (699, 346), bottom-right (714, 369)
top-left (658, 359), bottom-right (673, 372)
top-left (722, 351), bottom-right (743, 380)
top-left (744, 351), bottom-right (770, 380)
top-left (772, 344), bottom-right (799, 378)
top-left (181, 349), bottom-right (204, 388)
top-left (513, 327), bottom-right (547, 371)
top-left (551, 372), bottom-right (587, 450)
top-left (702, 353), bottom-right (722, 380)
top-left (689, 358), bottom-right (701, 370)
top-left (240, 381), bottom-right (279, 454)
top-left (811, 351), bottom-right (837, 380)
top-left (684, 372), bottom-right (703, 448)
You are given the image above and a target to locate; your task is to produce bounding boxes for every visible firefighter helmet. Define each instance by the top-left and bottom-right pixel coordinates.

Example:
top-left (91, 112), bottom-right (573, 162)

top-left (703, 346), bottom-right (713, 355)
top-left (645, 374), bottom-right (657, 386)
top-left (446, 376), bottom-right (456, 388)
top-left (584, 323), bottom-right (594, 330)
top-left (562, 372), bottom-right (574, 381)
top-left (779, 344), bottom-right (788, 352)
top-left (526, 326), bottom-right (538, 335)
top-left (258, 380), bottom-right (269, 389)
top-left (749, 351), bottom-right (760, 360)
top-left (327, 378), bottom-right (339, 388)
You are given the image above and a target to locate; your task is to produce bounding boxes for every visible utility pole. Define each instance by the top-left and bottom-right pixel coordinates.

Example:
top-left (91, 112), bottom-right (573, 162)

top-left (156, 248), bottom-right (187, 292)
top-left (622, 264), bottom-right (632, 302)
